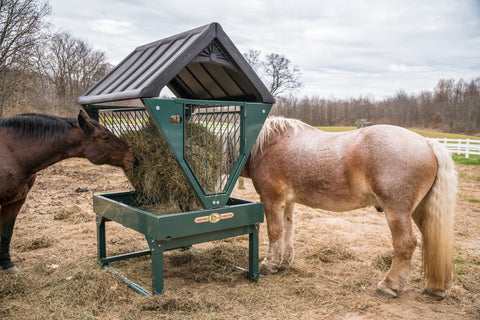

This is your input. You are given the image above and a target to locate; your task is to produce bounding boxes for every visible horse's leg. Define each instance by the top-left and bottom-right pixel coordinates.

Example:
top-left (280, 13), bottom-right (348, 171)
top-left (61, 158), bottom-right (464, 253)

top-left (377, 210), bottom-right (417, 297)
top-left (0, 198), bottom-right (26, 274)
top-left (0, 175), bottom-right (34, 274)
top-left (260, 198), bottom-right (287, 275)
top-left (281, 202), bottom-right (295, 268)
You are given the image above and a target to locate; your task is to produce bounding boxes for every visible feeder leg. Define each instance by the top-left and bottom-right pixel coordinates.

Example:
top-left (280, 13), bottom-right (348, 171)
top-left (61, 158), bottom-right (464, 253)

top-left (151, 248), bottom-right (164, 294)
top-left (248, 226), bottom-right (260, 281)
top-left (96, 215), bottom-right (107, 265)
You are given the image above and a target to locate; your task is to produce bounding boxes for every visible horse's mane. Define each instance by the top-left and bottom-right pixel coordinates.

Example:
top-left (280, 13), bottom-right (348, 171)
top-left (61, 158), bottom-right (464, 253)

top-left (0, 113), bottom-right (77, 139)
top-left (250, 116), bottom-right (307, 159)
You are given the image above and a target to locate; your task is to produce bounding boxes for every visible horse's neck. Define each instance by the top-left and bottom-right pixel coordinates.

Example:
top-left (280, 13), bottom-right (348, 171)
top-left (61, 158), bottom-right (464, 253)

top-left (20, 128), bottom-right (85, 174)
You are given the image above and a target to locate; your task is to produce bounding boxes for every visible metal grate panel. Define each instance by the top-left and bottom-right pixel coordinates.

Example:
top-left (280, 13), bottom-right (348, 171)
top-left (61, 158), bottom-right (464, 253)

top-left (97, 104), bottom-right (242, 197)
top-left (187, 104), bottom-right (241, 194)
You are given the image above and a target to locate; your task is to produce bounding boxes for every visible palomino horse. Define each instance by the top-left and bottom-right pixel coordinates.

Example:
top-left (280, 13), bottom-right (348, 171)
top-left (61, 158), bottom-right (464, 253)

top-left (241, 117), bottom-right (457, 298)
top-left (0, 110), bottom-right (135, 274)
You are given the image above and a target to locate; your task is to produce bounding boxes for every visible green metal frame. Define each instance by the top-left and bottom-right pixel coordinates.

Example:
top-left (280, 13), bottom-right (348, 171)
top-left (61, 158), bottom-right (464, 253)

top-left (94, 191), bottom-right (263, 295)
top-left (87, 97), bottom-right (272, 295)
top-left (142, 98), bottom-right (271, 209)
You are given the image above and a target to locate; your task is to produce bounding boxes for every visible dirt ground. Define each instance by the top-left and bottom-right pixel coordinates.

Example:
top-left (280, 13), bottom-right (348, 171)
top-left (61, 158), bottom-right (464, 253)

top-left (1, 158), bottom-right (479, 319)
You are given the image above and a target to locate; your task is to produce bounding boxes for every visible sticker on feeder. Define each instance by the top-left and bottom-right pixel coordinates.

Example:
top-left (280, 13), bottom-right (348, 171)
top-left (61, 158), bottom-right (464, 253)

top-left (194, 212), bottom-right (234, 224)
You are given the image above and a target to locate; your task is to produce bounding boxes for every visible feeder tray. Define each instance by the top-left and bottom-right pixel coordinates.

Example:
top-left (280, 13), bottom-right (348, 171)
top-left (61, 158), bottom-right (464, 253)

top-left (78, 23), bottom-right (274, 294)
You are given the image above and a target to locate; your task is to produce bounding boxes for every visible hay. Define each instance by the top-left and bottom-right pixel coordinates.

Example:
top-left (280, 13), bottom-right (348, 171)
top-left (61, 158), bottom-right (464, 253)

top-left (122, 119), bottom-right (222, 214)
top-left (372, 250), bottom-right (394, 271)
top-left (14, 235), bottom-right (55, 252)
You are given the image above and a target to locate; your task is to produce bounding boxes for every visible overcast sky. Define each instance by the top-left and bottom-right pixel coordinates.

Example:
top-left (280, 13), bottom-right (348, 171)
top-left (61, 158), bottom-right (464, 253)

top-left (48, 0), bottom-right (480, 100)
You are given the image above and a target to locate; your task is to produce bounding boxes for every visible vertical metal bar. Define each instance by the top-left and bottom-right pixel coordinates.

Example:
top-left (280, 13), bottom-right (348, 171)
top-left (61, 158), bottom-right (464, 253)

top-left (248, 226), bottom-right (260, 281)
top-left (96, 215), bottom-right (107, 266)
top-left (197, 105), bottom-right (201, 182)
top-left (151, 248), bottom-right (164, 294)
top-left (205, 105), bottom-right (210, 193)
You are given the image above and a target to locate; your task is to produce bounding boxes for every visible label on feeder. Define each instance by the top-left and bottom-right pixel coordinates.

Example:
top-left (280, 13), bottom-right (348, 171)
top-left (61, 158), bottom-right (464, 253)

top-left (194, 212), bottom-right (234, 224)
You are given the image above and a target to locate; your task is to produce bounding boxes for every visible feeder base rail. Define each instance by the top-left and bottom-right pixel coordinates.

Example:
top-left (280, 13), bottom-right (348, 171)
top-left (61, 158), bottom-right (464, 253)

top-left (94, 191), bottom-right (263, 294)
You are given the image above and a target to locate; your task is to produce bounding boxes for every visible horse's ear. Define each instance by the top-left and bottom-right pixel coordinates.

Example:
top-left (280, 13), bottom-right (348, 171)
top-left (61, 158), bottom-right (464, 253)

top-left (78, 110), bottom-right (94, 135)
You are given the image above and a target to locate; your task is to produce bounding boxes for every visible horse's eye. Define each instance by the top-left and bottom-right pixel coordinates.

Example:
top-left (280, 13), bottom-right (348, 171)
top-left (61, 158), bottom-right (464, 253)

top-left (101, 136), bottom-right (110, 141)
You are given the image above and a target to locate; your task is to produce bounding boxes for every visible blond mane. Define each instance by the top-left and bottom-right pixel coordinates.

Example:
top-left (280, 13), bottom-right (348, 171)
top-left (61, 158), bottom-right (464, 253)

top-left (250, 116), bottom-right (307, 159)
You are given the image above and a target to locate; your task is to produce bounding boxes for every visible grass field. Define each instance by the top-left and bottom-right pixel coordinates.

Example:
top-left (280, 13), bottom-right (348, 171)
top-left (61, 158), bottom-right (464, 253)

top-left (408, 129), bottom-right (480, 140)
top-left (315, 126), bottom-right (480, 165)
top-left (315, 126), bottom-right (479, 140)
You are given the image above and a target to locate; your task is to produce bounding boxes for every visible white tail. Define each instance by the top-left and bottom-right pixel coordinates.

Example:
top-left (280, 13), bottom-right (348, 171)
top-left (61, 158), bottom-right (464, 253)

top-left (419, 139), bottom-right (457, 295)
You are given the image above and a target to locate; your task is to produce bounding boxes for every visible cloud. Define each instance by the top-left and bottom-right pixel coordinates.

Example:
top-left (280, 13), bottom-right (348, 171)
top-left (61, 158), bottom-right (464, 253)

top-left (91, 19), bottom-right (135, 35)
top-left (48, 0), bottom-right (480, 99)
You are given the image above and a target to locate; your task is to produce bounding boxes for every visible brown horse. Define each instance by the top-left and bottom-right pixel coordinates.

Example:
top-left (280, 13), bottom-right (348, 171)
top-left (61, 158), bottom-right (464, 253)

top-left (241, 116), bottom-right (457, 298)
top-left (0, 110), bottom-right (135, 274)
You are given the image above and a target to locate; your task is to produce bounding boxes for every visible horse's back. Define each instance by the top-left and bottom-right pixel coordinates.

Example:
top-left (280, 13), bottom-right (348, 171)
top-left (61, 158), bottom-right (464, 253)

top-left (349, 125), bottom-right (437, 175)
top-left (344, 125), bottom-right (438, 211)
top-left (248, 123), bottom-right (438, 212)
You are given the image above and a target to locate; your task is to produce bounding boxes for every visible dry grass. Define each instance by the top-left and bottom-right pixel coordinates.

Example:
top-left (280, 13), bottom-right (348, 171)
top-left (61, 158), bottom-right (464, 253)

top-left (1, 159), bottom-right (479, 319)
top-left (54, 205), bottom-right (90, 223)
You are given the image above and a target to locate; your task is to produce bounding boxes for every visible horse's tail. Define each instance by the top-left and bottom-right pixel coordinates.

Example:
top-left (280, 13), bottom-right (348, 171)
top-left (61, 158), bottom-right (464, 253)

top-left (418, 139), bottom-right (457, 296)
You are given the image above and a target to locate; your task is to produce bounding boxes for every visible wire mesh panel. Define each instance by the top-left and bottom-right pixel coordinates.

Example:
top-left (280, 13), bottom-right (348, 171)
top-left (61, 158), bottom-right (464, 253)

top-left (187, 104), bottom-right (241, 195)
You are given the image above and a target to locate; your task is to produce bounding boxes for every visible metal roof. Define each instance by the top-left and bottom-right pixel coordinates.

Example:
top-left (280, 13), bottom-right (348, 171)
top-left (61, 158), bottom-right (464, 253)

top-left (78, 23), bottom-right (275, 105)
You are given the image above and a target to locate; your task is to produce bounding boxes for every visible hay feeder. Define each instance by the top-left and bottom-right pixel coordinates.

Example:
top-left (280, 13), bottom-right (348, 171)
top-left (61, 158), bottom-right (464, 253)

top-left (78, 23), bottom-right (274, 294)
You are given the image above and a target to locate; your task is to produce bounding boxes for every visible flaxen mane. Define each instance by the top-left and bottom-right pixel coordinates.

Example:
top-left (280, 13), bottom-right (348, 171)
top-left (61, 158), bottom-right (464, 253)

top-left (251, 116), bottom-right (307, 159)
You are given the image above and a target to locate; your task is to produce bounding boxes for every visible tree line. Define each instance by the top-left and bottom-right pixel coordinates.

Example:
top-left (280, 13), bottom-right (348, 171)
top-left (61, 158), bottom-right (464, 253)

top-left (272, 77), bottom-right (480, 134)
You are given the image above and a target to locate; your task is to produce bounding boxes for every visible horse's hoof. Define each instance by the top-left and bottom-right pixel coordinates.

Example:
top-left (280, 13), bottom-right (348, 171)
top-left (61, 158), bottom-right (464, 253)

top-left (5, 266), bottom-right (20, 274)
top-left (375, 288), bottom-right (397, 298)
top-left (259, 263), bottom-right (279, 275)
top-left (376, 281), bottom-right (398, 298)
top-left (422, 289), bottom-right (445, 300)
top-left (259, 268), bottom-right (270, 276)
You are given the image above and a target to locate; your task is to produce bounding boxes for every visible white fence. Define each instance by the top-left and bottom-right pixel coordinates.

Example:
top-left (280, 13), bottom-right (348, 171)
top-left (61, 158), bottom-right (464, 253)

top-left (430, 138), bottom-right (480, 158)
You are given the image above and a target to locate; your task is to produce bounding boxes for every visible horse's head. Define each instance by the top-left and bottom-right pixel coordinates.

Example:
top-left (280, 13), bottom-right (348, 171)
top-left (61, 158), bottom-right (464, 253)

top-left (77, 110), bottom-right (136, 170)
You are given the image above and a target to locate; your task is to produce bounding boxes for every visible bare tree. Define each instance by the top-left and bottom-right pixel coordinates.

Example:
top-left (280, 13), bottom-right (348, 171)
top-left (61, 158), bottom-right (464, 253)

top-left (0, 0), bottom-right (51, 116)
top-left (37, 31), bottom-right (111, 113)
top-left (243, 49), bottom-right (261, 72)
top-left (243, 50), bottom-right (302, 96)
top-left (263, 53), bottom-right (302, 96)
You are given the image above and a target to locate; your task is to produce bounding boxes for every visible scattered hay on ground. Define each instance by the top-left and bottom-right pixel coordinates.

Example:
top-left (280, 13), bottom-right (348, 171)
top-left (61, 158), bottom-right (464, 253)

top-left (14, 235), bottom-right (54, 252)
top-left (306, 240), bottom-right (357, 263)
top-left (166, 242), bottom-right (249, 283)
top-left (139, 295), bottom-right (221, 313)
top-left (373, 250), bottom-right (394, 271)
top-left (54, 205), bottom-right (90, 223)
top-left (2, 160), bottom-right (478, 319)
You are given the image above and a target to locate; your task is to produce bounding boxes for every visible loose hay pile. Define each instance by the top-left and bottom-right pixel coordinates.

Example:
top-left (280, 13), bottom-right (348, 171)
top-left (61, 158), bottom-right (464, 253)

top-left (122, 119), bottom-right (222, 214)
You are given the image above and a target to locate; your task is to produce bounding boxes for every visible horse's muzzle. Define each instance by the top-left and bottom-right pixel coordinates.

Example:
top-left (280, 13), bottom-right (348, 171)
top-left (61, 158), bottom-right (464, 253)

top-left (125, 156), bottom-right (139, 169)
